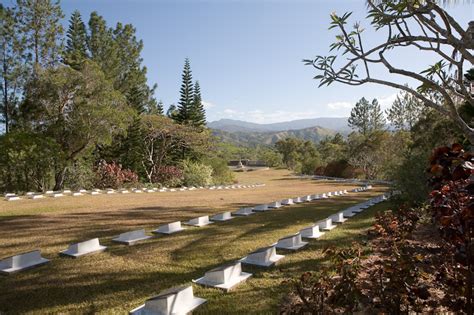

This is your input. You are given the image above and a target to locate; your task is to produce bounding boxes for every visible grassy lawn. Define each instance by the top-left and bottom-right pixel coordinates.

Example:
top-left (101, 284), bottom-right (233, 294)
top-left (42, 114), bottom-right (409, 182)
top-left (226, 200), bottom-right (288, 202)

top-left (0, 169), bottom-right (391, 314)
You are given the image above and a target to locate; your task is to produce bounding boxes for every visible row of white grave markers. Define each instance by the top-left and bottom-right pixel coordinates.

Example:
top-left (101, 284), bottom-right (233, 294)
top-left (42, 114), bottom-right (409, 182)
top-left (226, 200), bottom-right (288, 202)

top-left (2, 183), bottom-right (266, 201)
top-left (128, 185), bottom-right (379, 313)
top-left (0, 184), bottom-right (377, 314)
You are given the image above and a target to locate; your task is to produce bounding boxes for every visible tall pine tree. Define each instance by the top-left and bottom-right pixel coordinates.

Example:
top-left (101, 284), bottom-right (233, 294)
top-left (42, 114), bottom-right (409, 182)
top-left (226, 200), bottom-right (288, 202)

top-left (191, 80), bottom-right (206, 127)
top-left (175, 58), bottom-right (194, 124)
top-left (63, 10), bottom-right (88, 70)
top-left (348, 97), bottom-right (371, 135)
top-left (369, 99), bottom-right (386, 131)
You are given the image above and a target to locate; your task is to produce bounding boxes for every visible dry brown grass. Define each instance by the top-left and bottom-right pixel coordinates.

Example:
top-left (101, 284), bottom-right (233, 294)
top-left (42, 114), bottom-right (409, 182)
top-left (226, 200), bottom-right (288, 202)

top-left (0, 169), bottom-right (389, 314)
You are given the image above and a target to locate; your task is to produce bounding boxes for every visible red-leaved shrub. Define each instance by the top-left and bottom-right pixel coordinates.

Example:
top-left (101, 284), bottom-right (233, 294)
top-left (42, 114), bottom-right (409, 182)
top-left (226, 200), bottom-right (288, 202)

top-left (94, 160), bottom-right (138, 189)
top-left (151, 165), bottom-right (183, 187)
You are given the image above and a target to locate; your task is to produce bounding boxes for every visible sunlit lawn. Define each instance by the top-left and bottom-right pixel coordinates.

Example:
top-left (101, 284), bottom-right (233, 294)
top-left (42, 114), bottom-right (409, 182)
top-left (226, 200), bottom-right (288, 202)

top-left (0, 169), bottom-right (390, 314)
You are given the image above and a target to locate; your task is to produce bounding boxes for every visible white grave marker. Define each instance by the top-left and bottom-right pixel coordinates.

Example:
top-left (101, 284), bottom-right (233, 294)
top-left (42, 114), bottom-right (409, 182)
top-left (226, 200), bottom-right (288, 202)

top-left (330, 212), bottom-right (347, 224)
top-left (300, 224), bottom-right (325, 239)
top-left (185, 216), bottom-right (214, 227)
top-left (318, 218), bottom-right (336, 231)
top-left (60, 238), bottom-right (107, 258)
top-left (276, 233), bottom-right (308, 251)
top-left (268, 201), bottom-right (282, 209)
top-left (281, 199), bottom-right (294, 206)
top-left (253, 204), bottom-right (270, 212)
top-left (240, 245), bottom-right (284, 267)
top-left (112, 229), bottom-right (152, 245)
top-left (0, 250), bottom-right (49, 275)
top-left (194, 261), bottom-right (252, 291)
top-left (210, 212), bottom-right (234, 222)
top-left (152, 221), bottom-right (186, 234)
top-left (232, 207), bottom-right (255, 216)
top-left (129, 285), bottom-right (206, 315)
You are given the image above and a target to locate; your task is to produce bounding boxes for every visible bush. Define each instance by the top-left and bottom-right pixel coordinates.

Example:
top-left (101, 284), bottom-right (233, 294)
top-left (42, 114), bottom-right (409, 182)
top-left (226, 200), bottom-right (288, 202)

top-left (63, 158), bottom-right (96, 190)
top-left (0, 132), bottom-right (62, 192)
top-left (301, 157), bottom-right (322, 175)
top-left (151, 165), bottom-right (183, 187)
top-left (94, 160), bottom-right (138, 189)
top-left (181, 160), bottom-right (213, 187)
top-left (322, 159), bottom-right (359, 178)
top-left (204, 157), bottom-right (235, 185)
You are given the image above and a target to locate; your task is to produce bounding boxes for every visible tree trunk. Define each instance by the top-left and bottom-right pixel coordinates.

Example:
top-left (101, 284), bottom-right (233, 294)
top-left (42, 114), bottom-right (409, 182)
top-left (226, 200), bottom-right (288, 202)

top-left (2, 57), bottom-right (9, 133)
top-left (53, 167), bottom-right (67, 191)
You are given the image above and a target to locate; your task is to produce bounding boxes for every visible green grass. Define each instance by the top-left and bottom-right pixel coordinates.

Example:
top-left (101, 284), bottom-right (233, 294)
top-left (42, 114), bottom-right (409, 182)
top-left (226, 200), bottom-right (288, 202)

top-left (0, 169), bottom-right (392, 314)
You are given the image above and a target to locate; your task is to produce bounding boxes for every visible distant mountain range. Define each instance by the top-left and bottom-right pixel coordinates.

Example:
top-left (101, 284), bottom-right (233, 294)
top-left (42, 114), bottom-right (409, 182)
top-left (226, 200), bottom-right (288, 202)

top-left (211, 126), bottom-right (338, 147)
top-left (207, 117), bottom-right (350, 133)
top-left (208, 117), bottom-right (350, 147)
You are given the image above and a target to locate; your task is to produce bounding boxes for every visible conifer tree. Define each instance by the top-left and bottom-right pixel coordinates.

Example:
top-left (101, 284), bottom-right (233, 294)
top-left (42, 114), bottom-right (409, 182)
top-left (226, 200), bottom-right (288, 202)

top-left (348, 97), bottom-right (386, 135)
top-left (387, 90), bottom-right (422, 130)
top-left (175, 58), bottom-right (194, 124)
top-left (191, 80), bottom-right (206, 127)
top-left (369, 98), bottom-right (386, 131)
top-left (16, 0), bottom-right (64, 69)
top-left (167, 104), bottom-right (179, 120)
top-left (63, 10), bottom-right (88, 70)
top-left (348, 97), bottom-right (371, 135)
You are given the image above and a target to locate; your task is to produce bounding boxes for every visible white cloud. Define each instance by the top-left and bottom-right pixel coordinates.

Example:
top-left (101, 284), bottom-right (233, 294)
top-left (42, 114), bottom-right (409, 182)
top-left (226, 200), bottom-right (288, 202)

top-left (201, 100), bottom-right (215, 109)
top-left (378, 93), bottom-right (398, 111)
top-left (209, 93), bottom-right (399, 123)
top-left (327, 101), bottom-right (352, 110)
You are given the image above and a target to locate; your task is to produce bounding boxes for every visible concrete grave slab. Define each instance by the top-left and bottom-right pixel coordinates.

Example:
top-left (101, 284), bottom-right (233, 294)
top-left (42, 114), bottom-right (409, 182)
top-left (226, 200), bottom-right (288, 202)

top-left (194, 261), bottom-right (252, 291)
top-left (129, 285), bottom-right (206, 315)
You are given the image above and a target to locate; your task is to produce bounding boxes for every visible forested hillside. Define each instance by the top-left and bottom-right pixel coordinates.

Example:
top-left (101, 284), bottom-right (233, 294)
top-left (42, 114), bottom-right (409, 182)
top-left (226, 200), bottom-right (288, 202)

top-left (212, 126), bottom-right (337, 147)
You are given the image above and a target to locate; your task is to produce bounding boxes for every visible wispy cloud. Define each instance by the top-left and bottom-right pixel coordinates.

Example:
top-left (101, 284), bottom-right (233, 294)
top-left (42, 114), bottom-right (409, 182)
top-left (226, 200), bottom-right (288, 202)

top-left (211, 93), bottom-right (399, 123)
top-left (327, 101), bottom-right (352, 110)
top-left (201, 100), bottom-right (215, 109)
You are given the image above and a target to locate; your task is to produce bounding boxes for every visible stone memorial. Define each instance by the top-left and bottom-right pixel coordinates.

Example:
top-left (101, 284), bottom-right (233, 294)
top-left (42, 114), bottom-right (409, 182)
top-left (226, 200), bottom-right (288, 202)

top-left (210, 212), bottom-right (234, 222)
top-left (129, 285), bottom-right (206, 315)
top-left (330, 212), bottom-right (347, 224)
top-left (153, 221), bottom-right (186, 235)
top-left (253, 204), bottom-right (270, 212)
top-left (240, 245), bottom-right (284, 267)
top-left (112, 229), bottom-right (152, 245)
top-left (281, 199), bottom-right (294, 206)
top-left (194, 261), bottom-right (252, 291)
top-left (318, 218), bottom-right (336, 231)
top-left (232, 207), bottom-right (255, 216)
top-left (60, 238), bottom-right (107, 258)
top-left (300, 224), bottom-right (325, 239)
top-left (268, 201), bottom-right (282, 209)
top-left (0, 250), bottom-right (50, 275)
top-left (185, 216), bottom-right (214, 227)
top-left (276, 233), bottom-right (308, 251)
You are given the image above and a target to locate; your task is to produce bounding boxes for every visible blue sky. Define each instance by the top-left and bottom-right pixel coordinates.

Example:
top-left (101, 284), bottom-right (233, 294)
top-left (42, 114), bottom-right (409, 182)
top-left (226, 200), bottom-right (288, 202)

top-left (57, 0), bottom-right (473, 123)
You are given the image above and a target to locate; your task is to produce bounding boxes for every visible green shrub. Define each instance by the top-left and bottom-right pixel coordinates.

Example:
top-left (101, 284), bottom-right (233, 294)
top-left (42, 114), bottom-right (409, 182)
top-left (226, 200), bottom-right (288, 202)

top-left (203, 157), bottom-right (235, 185)
top-left (0, 132), bottom-right (62, 192)
top-left (181, 160), bottom-right (213, 187)
top-left (63, 158), bottom-right (96, 190)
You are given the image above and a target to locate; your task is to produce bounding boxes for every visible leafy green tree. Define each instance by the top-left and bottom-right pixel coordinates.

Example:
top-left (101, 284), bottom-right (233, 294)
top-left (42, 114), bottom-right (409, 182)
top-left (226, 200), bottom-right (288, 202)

top-left (387, 89), bottom-right (423, 130)
top-left (0, 131), bottom-right (62, 192)
top-left (140, 115), bottom-right (211, 182)
top-left (305, 0), bottom-right (474, 143)
top-left (21, 61), bottom-right (131, 189)
top-left (176, 58), bottom-right (194, 124)
top-left (63, 10), bottom-right (88, 70)
top-left (88, 12), bottom-right (117, 79)
top-left (191, 80), bottom-right (206, 127)
top-left (0, 4), bottom-right (27, 133)
top-left (16, 0), bottom-right (64, 68)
